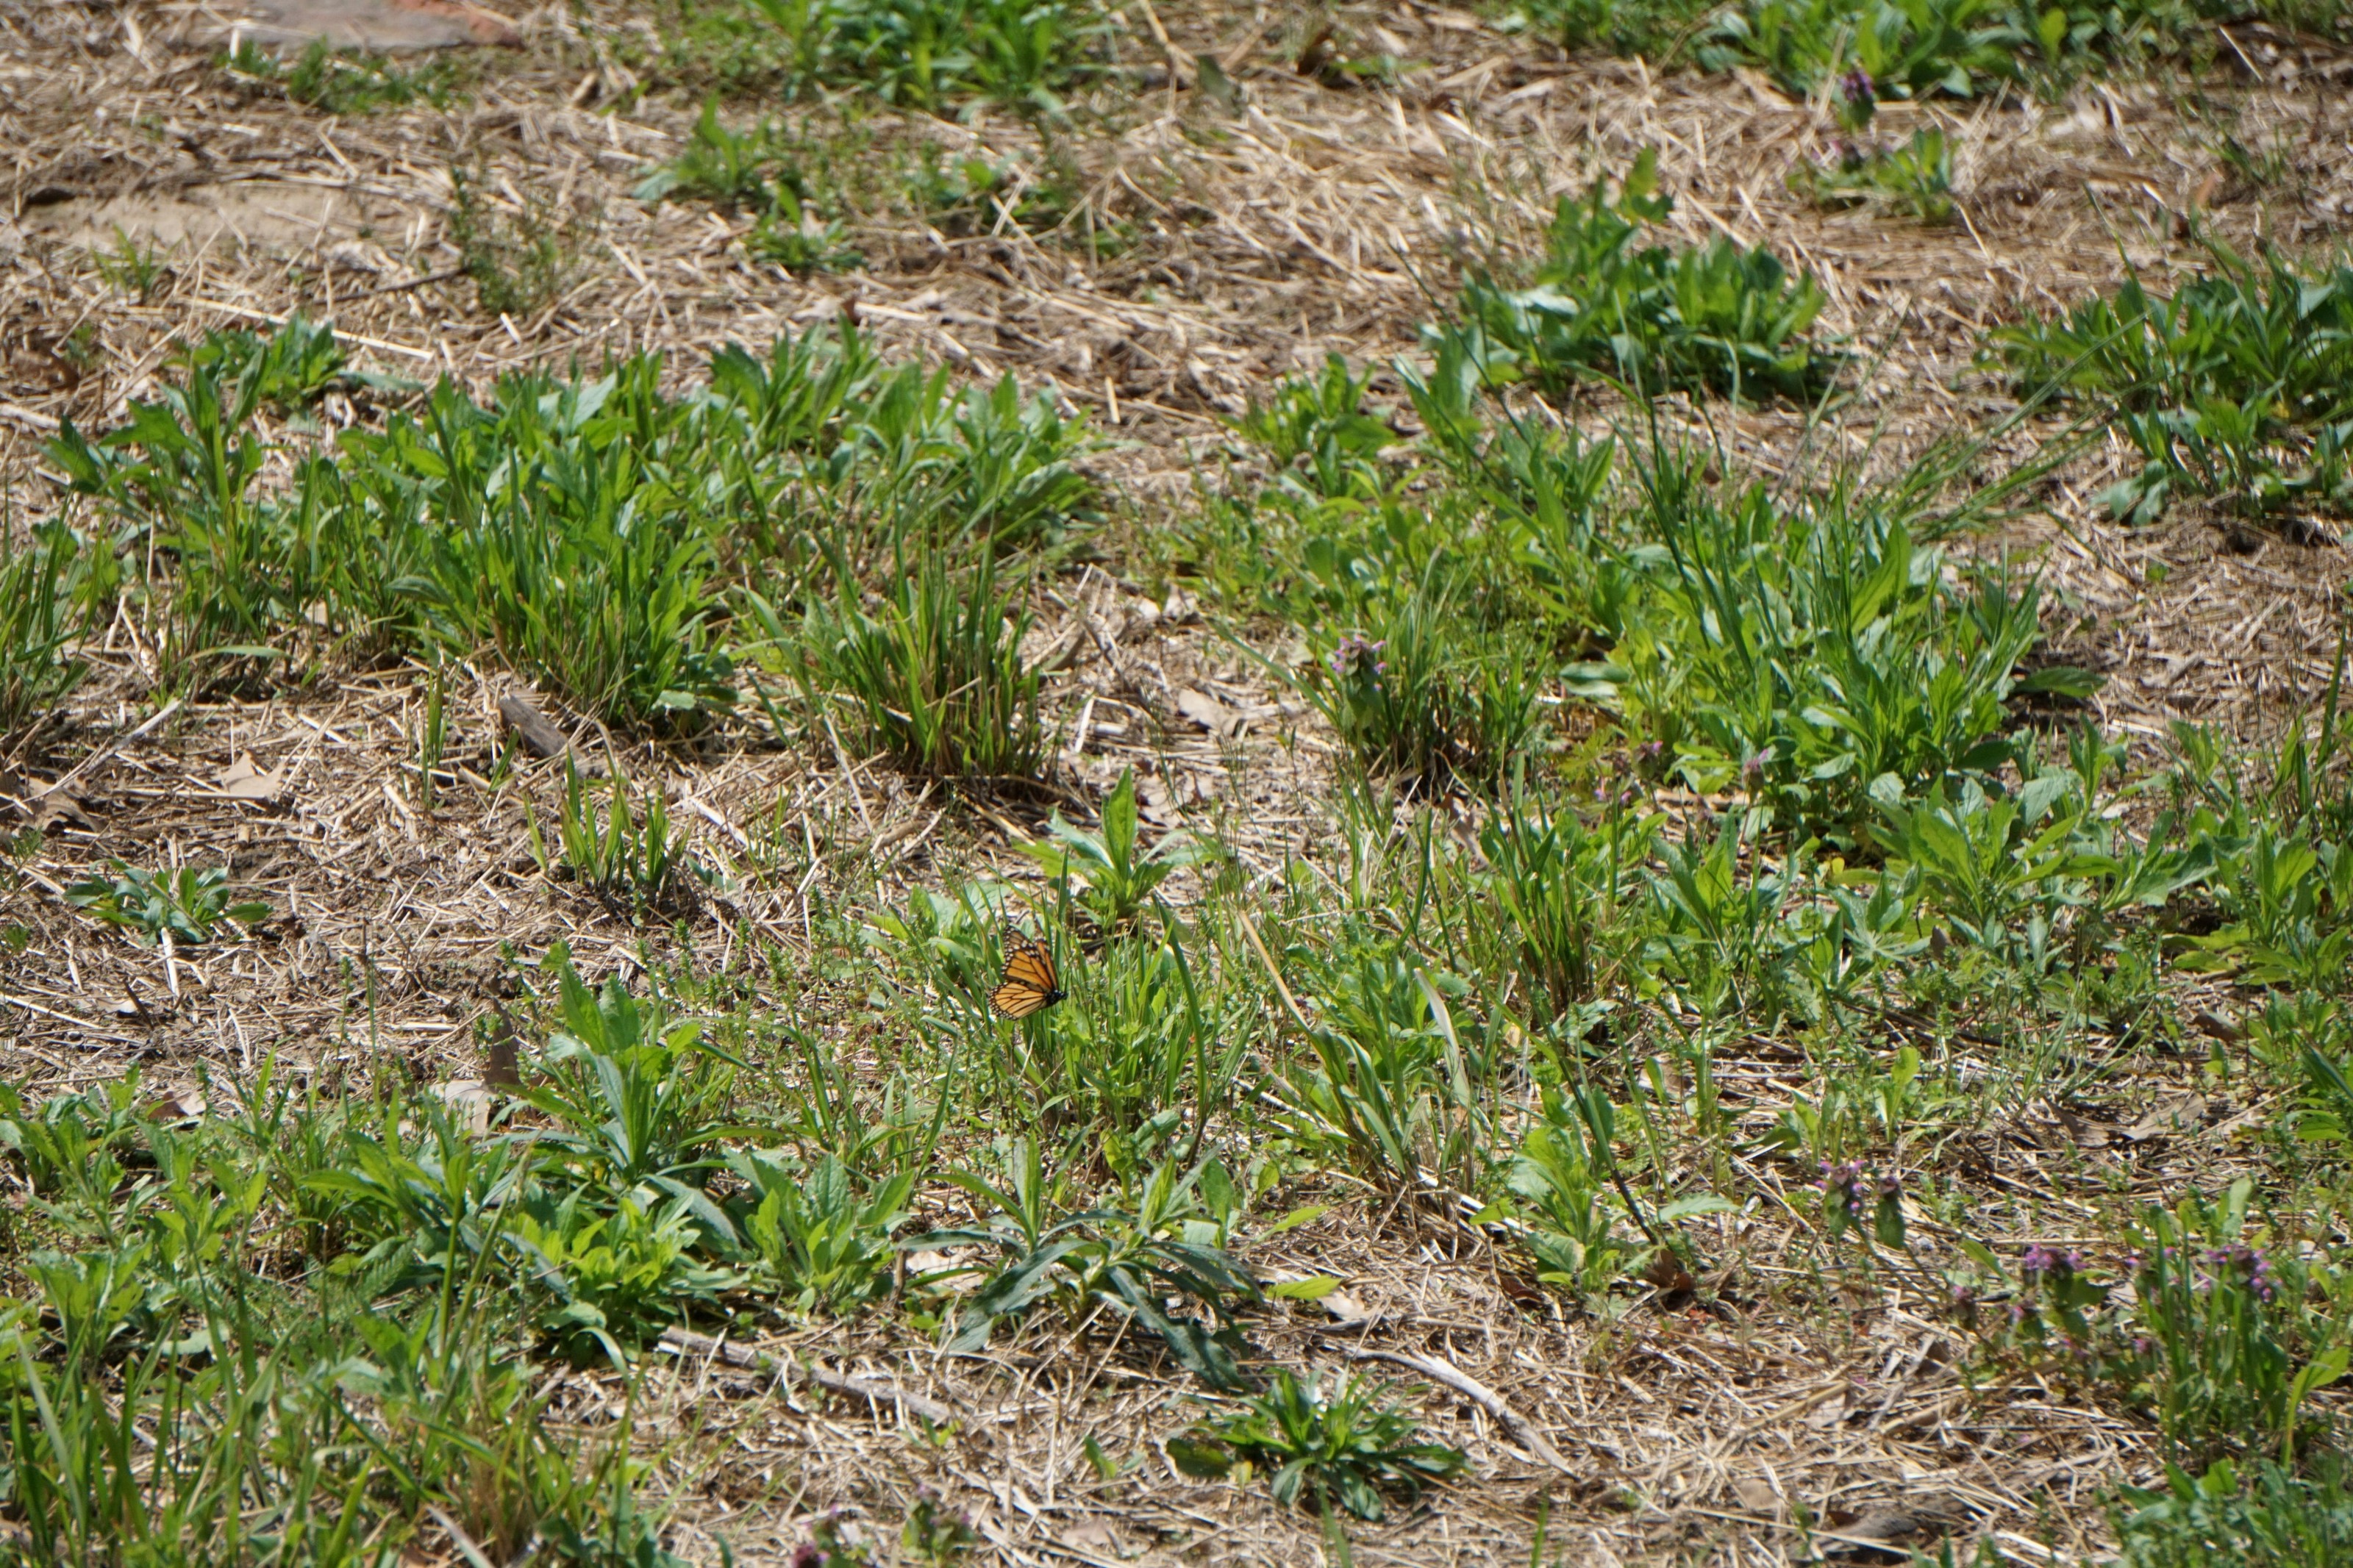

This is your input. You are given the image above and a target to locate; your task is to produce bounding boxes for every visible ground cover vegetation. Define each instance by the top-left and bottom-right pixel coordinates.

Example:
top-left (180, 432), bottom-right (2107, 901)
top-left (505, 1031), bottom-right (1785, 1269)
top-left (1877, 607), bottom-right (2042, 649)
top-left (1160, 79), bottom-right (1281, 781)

top-left (7, 0), bottom-right (2353, 1561)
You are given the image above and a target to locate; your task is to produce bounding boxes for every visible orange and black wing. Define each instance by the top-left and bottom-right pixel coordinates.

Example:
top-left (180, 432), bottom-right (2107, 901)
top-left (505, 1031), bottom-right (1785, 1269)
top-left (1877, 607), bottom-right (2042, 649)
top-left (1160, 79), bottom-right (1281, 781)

top-left (989, 936), bottom-right (1065, 1019)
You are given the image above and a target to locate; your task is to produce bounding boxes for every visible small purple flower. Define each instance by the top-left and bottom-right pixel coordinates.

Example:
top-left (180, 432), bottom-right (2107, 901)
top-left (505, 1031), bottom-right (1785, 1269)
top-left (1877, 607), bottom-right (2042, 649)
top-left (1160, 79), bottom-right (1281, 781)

top-left (1819, 1159), bottom-right (1869, 1218)
top-left (2020, 1244), bottom-right (2076, 1283)
top-left (1329, 635), bottom-right (1388, 681)
top-left (1840, 68), bottom-right (1875, 107)
top-left (2198, 1245), bottom-right (2279, 1303)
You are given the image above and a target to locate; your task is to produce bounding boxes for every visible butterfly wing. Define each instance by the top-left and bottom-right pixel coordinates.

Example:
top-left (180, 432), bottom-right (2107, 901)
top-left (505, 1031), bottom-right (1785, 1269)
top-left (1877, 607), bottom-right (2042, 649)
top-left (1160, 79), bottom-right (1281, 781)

top-left (989, 937), bottom-right (1064, 1019)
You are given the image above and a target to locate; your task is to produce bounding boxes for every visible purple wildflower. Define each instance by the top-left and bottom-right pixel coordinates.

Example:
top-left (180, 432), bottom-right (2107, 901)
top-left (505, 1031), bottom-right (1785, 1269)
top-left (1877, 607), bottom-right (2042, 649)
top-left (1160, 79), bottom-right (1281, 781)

top-left (2020, 1245), bottom-right (2077, 1283)
top-left (1840, 68), bottom-right (1875, 107)
top-left (1329, 635), bottom-right (1388, 681)
top-left (1819, 1159), bottom-right (1869, 1219)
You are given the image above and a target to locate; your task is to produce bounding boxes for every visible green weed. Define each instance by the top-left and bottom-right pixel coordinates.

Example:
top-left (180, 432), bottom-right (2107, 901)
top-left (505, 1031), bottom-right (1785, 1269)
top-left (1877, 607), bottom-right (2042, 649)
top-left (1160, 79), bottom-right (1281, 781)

top-left (1504, 0), bottom-right (1718, 59)
top-left (508, 1188), bottom-right (739, 1365)
top-left (1995, 246), bottom-right (2353, 520)
top-left (2113, 1457), bottom-right (2353, 1567)
top-left (727, 1148), bottom-right (915, 1314)
top-left (1473, 790), bottom-right (1644, 1033)
top-left (996, 915), bottom-right (1237, 1138)
top-left (449, 165), bottom-right (590, 318)
top-left (1788, 125), bottom-right (1955, 222)
top-left (1021, 767), bottom-right (1207, 931)
top-left (1595, 459), bottom-right (2082, 842)
top-left (1455, 150), bottom-right (1836, 402)
top-left (903, 1485), bottom-right (982, 1564)
top-left (1175, 1370), bottom-right (1468, 1519)
top-left (65, 864), bottom-right (269, 946)
top-left (1275, 948), bottom-right (1491, 1192)
top-left (399, 368), bottom-right (740, 726)
top-left (1508, 1084), bottom-right (1727, 1306)
top-left (640, 0), bottom-right (1109, 112)
top-left (1290, 579), bottom-right (1547, 793)
top-left (91, 226), bottom-right (167, 301)
top-left (1234, 354), bottom-right (1399, 501)
top-left (2124, 1180), bottom-right (2349, 1464)
top-left (51, 317), bottom-right (1087, 717)
top-left (909, 1145), bottom-right (1262, 1389)
top-left (168, 315), bottom-right (354, 412)
top-left (521, 948), bottom-right (746, 1195)
top-left (638, 100), bottom-right (862, 273)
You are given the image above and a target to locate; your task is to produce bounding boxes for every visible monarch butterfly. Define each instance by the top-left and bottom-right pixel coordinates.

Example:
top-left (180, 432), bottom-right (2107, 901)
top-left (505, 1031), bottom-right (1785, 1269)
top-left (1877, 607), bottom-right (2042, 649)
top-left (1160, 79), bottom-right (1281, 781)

top-left (989, 933), bottom-right (1065, 1020)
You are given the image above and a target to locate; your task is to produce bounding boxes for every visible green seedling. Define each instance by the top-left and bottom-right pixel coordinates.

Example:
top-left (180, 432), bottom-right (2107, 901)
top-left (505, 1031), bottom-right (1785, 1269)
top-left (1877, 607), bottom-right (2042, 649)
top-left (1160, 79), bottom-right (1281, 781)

top-left (1174, 1370), bottom-right (1467, 1520)
top-left (65, 864), bottom-right (269, 946)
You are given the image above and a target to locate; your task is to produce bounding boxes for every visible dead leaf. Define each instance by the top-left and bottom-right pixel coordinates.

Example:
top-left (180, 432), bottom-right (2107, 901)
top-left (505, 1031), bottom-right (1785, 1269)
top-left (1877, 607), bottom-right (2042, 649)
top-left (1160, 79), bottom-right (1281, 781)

top-left (219, 752), bottom-right (286, 802)
top-left (1174, 688), bottom-right (1236, 736)
top-left (1643, 1253), bottom-right (1696, 1293)
top-left (1321, 1289), bottom-right (1373, 1325)
top-left (0, 771), bottom-right (91, 829)
top-left (1732, 1477), bottom-right (1779, 1514)
top-left (143, 1084), bottom-right (207, 1121)
top-left (2193, 1009), bottom-right (2243, 1042)
top-left (1063, 1522), bottom-right (1121, 1556)
top-left (2054, 1106), bottom-right (2110, 1149)
top-left (485, 1023), bottom-right (522, 1089)
top-left (435, 1079), bottom-right (495, 1136)
top-left (497, 692), bottom-right (575, 760)
top-left (34, 788), bottom-right (93, 830)
top-left (906, 1250), bottom-right (983, 1292)
top-left (2121, 1094), bottom-right (2207, 1143)
top-left (1162, 584), bottom-right (1201, 624)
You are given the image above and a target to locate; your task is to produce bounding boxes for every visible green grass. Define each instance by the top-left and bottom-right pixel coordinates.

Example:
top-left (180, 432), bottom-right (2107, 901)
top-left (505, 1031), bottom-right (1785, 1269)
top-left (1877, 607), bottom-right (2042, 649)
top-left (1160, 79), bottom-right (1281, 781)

top-left (224, 39), bottom-right (468, 115)
top-left (49, 318), bottom-right (1095, 727)
top-left (643, 0), bottom-right (1111, 113)
top-left (1510, 0), bottom-right (2311, 93)
top-left (789, 545), bottom-right (1046, 781)
top-left (0, 527), bottom-right (86, 745)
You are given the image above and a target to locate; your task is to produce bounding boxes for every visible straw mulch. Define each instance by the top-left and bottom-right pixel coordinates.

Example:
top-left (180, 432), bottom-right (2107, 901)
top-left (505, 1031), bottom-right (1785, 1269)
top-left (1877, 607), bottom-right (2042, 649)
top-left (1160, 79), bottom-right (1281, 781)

top-left (5, 1), bottom-right (2353, 1561)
